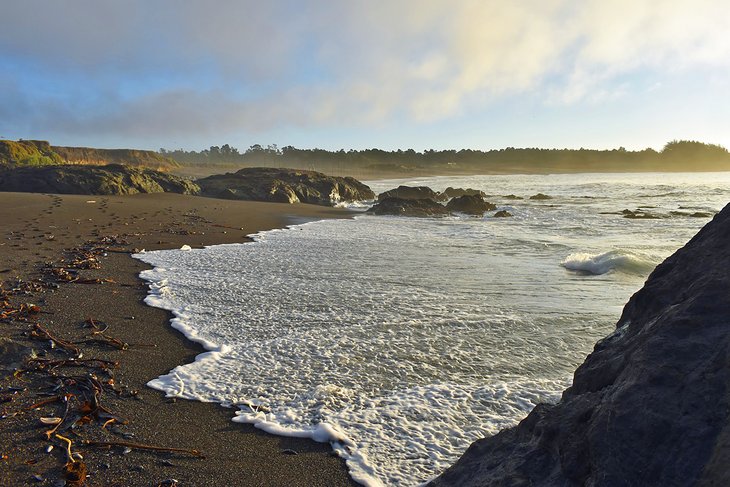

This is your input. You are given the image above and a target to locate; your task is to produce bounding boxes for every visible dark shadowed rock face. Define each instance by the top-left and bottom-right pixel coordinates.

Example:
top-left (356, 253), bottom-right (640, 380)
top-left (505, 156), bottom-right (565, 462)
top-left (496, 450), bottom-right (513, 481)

top-left (378, 185), bottom-right (444, 201)
top-left (445, 195), bottom-right (496, 215)
top-left (431, 203), bottom-right (730, 487)
top-left (0, 164), bottom-right (199, 195)
top-left (367, 197), bottom-right (449, 217)
top-left (197, 167), bottom-right (374, 206)
top-left (492, 210), bottom-right (513, 218)
top-left (441, 187), bottom-right (487, 199)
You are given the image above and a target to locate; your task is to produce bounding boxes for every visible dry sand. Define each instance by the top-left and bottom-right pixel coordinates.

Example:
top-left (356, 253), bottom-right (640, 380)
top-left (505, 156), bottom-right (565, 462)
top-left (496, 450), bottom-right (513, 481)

top-left (0, 192), bottom-right (358, 486)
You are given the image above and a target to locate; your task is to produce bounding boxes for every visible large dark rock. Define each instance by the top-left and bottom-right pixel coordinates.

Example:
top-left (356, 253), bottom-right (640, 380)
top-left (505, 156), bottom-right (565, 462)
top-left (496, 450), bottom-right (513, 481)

top-left (367, 197), bottom-right (449, 217)
top-left (441, 187), bottom-right (487, 199)
top-left (377, 185), bottom-right (443, 201)
top-left (0, 164), bottom-right (199, 195)
top-left (431, 204), bottom-right (730, 487)
top-left (445, 195), bottom-right (496, 215)
top-left (529, 193), bottom-right (553, 200)
top-left (197, 167), bottom-right (374, 206)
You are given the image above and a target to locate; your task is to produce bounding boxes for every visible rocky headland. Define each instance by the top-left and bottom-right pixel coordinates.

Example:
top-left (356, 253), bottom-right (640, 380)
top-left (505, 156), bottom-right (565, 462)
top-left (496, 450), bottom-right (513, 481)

top-left (430, 203), bottom-right (730, 486)
top-left (196, 167), bottom-right (375, 205)
top-left (0, 163), bottom-right (375, 207)
top-left (0, 164), bottom-right (199, 195)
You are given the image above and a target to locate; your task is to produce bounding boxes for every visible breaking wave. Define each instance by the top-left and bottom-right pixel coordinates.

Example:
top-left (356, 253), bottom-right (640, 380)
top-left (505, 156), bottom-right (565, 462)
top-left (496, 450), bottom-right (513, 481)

top-left (561, 250), bottom-right (658, 276)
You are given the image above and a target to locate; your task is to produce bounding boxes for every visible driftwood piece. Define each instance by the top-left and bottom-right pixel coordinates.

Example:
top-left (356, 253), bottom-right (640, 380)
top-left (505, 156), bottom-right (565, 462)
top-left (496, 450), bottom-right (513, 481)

top-left (83, 439), bottom-right (204, 458)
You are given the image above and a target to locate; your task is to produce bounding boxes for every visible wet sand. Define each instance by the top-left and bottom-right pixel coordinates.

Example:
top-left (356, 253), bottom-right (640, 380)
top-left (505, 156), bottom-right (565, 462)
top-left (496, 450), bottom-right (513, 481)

top-left (0, 192), bottom-right (358, 486)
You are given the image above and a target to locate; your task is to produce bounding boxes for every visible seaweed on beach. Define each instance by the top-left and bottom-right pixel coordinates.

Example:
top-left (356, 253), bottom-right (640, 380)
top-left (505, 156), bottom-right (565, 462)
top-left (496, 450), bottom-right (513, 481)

top-left (0, 234), bottom-right (204, 486)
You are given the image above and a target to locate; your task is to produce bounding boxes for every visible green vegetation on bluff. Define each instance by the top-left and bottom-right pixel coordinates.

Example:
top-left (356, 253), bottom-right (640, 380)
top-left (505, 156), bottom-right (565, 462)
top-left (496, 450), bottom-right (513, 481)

top-left (162, 140), bottom-right (730, 178)
top-left (0, 140), bottom-right (178, 171)
top-left (0, 140), bottom-right (63, 166)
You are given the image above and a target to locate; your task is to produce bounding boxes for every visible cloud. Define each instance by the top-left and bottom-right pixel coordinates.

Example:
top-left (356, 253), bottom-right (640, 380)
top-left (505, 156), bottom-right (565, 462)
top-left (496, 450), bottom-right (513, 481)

top-left (1, 0), bottom-right (728, 141)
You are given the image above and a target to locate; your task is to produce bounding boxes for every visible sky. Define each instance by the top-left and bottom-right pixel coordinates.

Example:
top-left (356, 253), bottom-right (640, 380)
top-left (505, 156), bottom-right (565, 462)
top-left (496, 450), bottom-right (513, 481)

top-left (1, 0), bottom-right (729, 152)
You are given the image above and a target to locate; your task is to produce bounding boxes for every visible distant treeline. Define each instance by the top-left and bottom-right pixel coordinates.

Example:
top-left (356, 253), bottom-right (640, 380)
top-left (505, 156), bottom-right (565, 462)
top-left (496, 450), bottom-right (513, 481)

top-left (160, 140), bottom-right (730, 177)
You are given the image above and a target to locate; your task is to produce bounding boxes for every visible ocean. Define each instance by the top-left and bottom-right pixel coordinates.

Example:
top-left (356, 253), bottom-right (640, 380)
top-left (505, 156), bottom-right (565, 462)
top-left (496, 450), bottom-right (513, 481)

top-left (134, 172), bottom-right (730, 486)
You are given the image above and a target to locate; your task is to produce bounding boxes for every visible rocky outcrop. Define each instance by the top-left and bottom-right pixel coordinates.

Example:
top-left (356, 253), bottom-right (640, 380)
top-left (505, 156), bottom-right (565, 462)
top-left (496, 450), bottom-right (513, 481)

top-left (503, 194), bottom-right (523, 200)
top-left (196, 167), bottom-right (374, 206)
top-left (367, 197), bottom-right (450, 217)
top-left (441, 187), bottom-right (487, 199)
top-left (377, 185), bottom-right (444, 201)
top-left (670, 211), bottom-right (714, 218)
top-left (622, 209), bottom-right (664, 219)
top-left (0, 164), bottom-right (199, 195)
top-left (529, 193), bottom-right (553, 200)
top-left (445, 195), bottom-right (496, 215)
top-left (431, 204), bottom-right (730, 486)
top-left (492, 210), bottom-right (513, 218)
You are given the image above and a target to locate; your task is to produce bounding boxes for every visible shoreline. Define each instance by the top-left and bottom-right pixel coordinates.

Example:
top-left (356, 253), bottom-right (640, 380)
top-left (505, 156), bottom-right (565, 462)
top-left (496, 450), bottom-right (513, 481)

top-left (0, 192), bottom-right (358, 486)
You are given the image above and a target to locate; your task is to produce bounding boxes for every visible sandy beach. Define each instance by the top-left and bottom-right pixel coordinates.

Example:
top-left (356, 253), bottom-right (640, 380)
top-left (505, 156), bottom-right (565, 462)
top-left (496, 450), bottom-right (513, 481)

top-left (0, 192), bottom-right (357, 486)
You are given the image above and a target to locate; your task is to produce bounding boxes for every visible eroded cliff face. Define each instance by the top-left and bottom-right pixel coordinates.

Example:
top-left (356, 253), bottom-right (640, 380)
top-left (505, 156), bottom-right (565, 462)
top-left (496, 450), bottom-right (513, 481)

top-left (431, 204), bottom-right (730, 487)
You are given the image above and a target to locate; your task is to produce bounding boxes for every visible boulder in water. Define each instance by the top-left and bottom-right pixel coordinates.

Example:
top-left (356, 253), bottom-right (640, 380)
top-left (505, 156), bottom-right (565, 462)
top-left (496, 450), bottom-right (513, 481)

top-left (529, 193), bottom-right (553, 200)
top-left (377, 185), bottom-right (443, 201)
top-left (367, 197), bottom-right (449, 217)
top-left (441, 187), bottom-right (487, 199)
top-left (670, 210), bottom-right (714, 218)
top-left (445, 195), bottom-right (496, 215)
top-left (492, 210), bottom-right (513, 218)
top-left (623, 209), bottom-right (664, 219)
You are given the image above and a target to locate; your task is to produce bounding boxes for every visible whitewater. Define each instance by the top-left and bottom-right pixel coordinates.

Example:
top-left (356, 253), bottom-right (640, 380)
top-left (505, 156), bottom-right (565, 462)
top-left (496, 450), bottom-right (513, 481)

top-left (134, 172), bottom-right (730, 486)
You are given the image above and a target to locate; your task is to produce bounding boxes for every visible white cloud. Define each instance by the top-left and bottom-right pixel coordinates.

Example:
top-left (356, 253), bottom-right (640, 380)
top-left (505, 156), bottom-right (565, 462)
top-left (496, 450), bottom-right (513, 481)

top-left (1, 0), bottom-right (728, 138)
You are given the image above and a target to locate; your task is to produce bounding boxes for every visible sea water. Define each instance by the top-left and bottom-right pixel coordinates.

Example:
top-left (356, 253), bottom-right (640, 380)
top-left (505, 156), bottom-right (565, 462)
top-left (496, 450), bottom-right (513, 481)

top-left (134, 172), bottom-right (730, 486)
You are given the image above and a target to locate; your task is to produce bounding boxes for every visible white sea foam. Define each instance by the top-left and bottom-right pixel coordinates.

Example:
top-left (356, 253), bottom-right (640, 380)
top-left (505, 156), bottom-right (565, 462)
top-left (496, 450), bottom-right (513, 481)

top-left (561, 250), bottom-right (657, 275)
top-left (134, 172), bottom-right (730, 485)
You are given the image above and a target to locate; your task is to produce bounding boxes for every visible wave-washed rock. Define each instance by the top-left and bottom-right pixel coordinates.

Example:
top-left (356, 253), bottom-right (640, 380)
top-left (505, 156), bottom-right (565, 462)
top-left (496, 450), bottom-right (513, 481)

top-left (441, 187), bottom-right (488, 199)
top-left (197, 167), bottom-right (374, 206)
top-left (0, 164), bottom-right (199, 195)
top-left (445, 195), bottom-right (497, 215)
top-left (367, 197), bottom-right (450, 217)
top-left (377, 185), bottom-right (445, 202)
top-left (431, 203), bottom-right (730, 486)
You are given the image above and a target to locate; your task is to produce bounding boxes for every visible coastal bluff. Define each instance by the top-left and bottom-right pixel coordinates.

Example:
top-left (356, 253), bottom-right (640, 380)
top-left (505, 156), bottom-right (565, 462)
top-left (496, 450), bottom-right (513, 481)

top-left (0, 139), bottom-right (178, 171)
top-left (431, 203), bottom-right (730, 486)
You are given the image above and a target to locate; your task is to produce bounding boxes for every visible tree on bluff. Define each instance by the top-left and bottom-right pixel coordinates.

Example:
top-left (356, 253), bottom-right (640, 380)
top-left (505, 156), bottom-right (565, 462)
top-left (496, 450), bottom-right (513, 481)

top-left (661, 140), bottom-right (730, 169)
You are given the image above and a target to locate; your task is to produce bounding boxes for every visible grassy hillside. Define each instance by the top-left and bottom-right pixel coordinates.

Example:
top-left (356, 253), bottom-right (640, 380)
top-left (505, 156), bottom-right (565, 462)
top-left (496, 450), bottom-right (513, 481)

top-left (0, 140), bottom-right (63, 166)
top-left (0, 140), bottom-right (178, 171)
